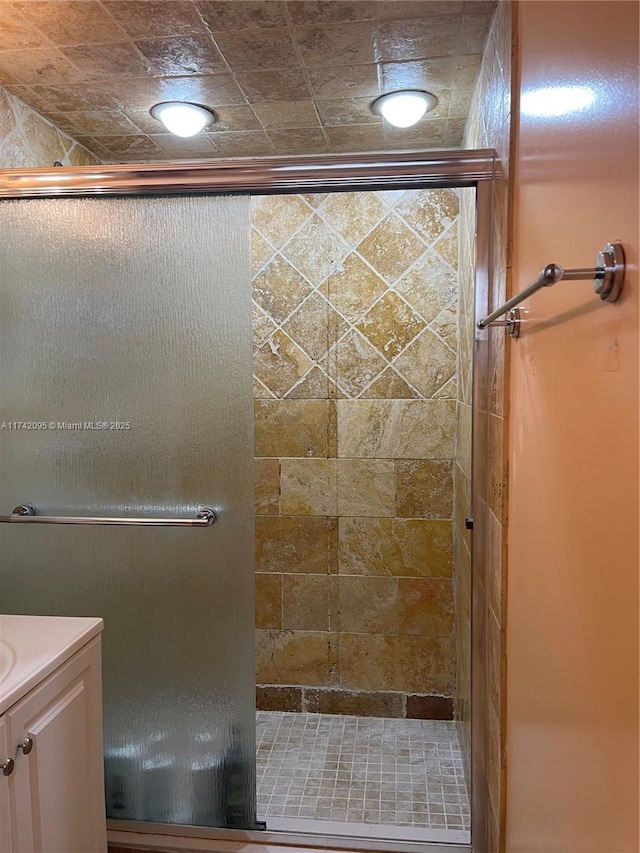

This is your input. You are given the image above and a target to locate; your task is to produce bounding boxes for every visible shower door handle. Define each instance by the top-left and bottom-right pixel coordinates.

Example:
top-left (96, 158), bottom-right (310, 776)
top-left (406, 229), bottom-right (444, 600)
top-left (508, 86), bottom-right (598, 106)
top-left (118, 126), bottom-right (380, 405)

top-left (0, 505), bottom-right (217, 527)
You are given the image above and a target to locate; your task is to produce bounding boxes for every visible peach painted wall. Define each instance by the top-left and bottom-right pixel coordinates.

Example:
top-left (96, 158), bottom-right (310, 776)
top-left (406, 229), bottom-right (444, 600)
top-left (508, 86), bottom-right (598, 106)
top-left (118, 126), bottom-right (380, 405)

top-left (506, 2), bottom-right (639, 851)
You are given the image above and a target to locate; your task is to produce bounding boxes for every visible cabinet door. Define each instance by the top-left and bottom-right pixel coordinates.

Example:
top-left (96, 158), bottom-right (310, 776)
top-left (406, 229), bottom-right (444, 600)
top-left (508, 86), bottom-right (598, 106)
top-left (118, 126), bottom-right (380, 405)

top-left (0, 715), bottom-right (14, 853)
top-left (7, 640), bottom-right (106, 853)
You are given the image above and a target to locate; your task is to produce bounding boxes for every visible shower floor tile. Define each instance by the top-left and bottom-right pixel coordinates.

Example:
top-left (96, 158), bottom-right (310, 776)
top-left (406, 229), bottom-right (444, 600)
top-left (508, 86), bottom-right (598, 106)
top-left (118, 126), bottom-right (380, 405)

top-left (256, 711), bottom-right (470, 839)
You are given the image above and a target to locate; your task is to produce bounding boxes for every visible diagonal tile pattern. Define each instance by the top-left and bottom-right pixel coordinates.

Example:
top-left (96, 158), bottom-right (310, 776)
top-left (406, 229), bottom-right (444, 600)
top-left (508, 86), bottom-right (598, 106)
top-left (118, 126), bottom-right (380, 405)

top-left (251, 188), bottom-right (460, 401)
top-left (0, 0), bottom-right (496, 162)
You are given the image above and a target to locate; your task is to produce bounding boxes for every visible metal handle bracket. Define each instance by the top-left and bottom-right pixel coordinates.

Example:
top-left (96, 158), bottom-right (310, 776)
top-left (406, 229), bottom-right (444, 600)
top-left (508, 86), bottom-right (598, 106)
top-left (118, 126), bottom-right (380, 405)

top-left (477, 240), bottom-right (625, 336)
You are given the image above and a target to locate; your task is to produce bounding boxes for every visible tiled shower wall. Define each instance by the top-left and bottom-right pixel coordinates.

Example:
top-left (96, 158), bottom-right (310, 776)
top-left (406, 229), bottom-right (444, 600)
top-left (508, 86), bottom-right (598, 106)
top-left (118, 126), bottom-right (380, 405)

top-left (459, 3), bottom-right (514, 851)
top-left (0, 85), bottom-right (98, 168)
top-left (252, 189), bottom-right (463, 718)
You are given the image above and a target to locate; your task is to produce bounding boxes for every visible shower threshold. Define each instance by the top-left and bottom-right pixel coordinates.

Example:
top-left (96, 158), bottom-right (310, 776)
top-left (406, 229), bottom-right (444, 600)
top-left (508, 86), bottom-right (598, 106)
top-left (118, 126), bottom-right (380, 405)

top-left (256, 711), bottom-right (470, 846)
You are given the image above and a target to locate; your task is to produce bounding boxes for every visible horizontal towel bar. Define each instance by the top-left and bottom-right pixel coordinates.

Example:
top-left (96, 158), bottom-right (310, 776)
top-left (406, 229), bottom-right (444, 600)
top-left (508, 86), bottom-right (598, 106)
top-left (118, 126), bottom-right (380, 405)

top-left (477, 241), bottom-right (625, 338)
top-left (0, 505), bottom-right (217, 527)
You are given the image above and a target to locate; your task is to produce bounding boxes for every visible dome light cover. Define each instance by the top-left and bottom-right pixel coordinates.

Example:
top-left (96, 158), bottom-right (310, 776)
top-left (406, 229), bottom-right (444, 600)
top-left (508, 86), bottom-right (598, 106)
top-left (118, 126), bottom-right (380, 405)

top-left (150, 102), bottom-right (215, 137)
top-left (371, 90), bottom-right (438, 128)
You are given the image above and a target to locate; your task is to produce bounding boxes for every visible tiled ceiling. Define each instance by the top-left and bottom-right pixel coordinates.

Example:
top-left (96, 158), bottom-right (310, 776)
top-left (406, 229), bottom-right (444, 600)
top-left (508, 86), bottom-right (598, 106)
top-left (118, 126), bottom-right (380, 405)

top-left (0, 1), bottom-right (496, 163)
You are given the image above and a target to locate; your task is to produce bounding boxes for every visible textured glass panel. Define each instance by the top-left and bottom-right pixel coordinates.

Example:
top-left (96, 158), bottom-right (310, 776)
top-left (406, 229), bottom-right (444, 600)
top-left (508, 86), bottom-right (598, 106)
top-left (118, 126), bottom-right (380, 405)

top-left (0, 195), bottom-right (255, 828)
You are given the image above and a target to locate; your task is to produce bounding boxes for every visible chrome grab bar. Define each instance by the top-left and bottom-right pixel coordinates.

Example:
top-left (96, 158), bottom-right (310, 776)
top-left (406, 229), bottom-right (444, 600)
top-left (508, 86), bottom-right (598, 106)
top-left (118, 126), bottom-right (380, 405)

top-left (477, 241), bottom-right (625, 338)
top-left (0, 505), bottom-right (217, 527)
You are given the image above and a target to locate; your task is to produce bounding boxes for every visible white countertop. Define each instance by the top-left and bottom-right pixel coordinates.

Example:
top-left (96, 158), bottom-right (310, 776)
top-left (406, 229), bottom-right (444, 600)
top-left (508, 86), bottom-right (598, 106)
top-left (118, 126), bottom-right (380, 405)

top-left (0, 615), bottom-right (103, 715)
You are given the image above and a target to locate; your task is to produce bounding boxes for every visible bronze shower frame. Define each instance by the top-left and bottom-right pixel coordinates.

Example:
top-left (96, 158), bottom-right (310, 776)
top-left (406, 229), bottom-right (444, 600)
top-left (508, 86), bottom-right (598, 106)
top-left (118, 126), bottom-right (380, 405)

top-left (0, 149), bottom-right (495, 853)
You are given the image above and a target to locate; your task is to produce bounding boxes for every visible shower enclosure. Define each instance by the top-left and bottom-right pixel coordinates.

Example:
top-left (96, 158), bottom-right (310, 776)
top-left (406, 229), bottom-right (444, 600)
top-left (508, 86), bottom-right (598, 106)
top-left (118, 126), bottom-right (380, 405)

top-left (0, 151), bottom-right (493, 846)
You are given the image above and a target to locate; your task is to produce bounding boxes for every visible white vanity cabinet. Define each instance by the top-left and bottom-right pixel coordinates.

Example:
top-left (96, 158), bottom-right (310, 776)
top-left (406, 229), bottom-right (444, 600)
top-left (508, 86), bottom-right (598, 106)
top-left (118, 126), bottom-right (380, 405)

top-left (0, 616), bottom-right (107, 853)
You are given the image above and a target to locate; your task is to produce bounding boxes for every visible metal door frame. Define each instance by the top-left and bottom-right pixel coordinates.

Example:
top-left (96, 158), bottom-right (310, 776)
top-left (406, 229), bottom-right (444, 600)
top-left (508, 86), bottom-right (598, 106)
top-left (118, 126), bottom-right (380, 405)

top-left (0, 149), bottom-right (495, 853)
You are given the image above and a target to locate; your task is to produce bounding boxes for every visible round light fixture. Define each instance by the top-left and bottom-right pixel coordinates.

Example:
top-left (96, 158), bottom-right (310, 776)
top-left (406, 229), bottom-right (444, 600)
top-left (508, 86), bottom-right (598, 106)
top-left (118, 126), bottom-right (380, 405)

top-left (371, 90), bottom-right (438, 128)
top-left (150, 102), bottom-right (215, 137)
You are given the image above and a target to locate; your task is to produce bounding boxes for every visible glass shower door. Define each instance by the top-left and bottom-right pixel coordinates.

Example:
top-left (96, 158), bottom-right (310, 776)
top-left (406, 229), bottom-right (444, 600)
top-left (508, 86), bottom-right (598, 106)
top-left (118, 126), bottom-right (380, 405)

top-left (0, 194), bottom-right (256, 828)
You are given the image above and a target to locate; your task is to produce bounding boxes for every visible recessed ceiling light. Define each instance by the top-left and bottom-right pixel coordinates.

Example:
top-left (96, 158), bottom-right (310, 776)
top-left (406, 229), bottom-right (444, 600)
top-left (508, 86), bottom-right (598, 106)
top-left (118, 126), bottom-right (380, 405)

top-left (150, 102), bottom-right (215, 138)
top-left (371, 90), bottom-right (438, 128)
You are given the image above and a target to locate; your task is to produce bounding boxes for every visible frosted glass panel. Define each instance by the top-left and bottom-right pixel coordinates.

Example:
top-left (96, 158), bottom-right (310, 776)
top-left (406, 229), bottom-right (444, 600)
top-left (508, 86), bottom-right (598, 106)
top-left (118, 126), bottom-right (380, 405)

top-left (0, 195), bottom-right (255, 828)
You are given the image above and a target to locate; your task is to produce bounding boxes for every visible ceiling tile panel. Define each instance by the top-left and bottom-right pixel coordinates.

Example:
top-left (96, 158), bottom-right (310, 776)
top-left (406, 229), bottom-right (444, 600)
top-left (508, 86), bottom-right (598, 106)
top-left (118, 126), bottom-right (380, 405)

top-left (134, 34), bottom-right (225, 76)
top-left (103, 1), bottom-right (207, 38)
top-left (212, 27), bottom-right (300, 71)
top-left (60, 42), bottom-right (153, 80)
top-left (235, 69), bottom-right (312, 103)
top-left (0, 4), bottom-right (51, 50)
top-left (196, 0), bottom-right (288, 31)
top-left (13, 1), bottom-right (129, 46)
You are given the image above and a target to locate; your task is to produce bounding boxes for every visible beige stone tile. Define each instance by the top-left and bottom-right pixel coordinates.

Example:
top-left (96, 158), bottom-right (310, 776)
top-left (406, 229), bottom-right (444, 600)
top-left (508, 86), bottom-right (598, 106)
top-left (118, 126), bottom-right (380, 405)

top-left (339, 633), bottom-right (454, 694)
top-left (266, 127), bottom-right (329, 154)
top-left (252, 99), bottom-right (320, 130)
top-left (213, 26), bottom-right (300, 71)
top-left (379, 57), bottom-right (457, 91)
top-left (337, 400), bottom-right (456, 459)
top-left (204, 105), bottom-right (262, 133)
top-left (252, 254), bottom-right (313, 323)
top-left (393, 329), bottom-right (457, 399)
top-left (488, 413), bottom-right (505, 519)
top-left (283, 575), bottom-right (329, 631)
top-left (280, 459), bottom-right (337, 516)
top-left (282, 291), bottom-right (347, 362)
top-left (0, 4), bottom-right (52, 50)
top-left (487, 507), bottom-right (503, 627)
top-left (456, 401), bottom-right (472, 479)
top-left (360, 368), bottom-right (419, 400)
top-left (212, 130), bottom-right (276, 156)
top-left (285, 366), bottom-right (333, 400)
top-left (307, 62), bottom-right (379, 100)
top-left (104, 1), bottom-right (206, 38)
top-left (255, 629), bottom-right (330, 685)
top-left (280, 215), bottom-right (350, 287)
top-left (0, 48), bottom-right (82, 87)
top-left (251, 195), bottom-right (312, 249)
top-left (317, 191), bottom-right (386, 245)
top-left (356, 213), bottom-right (426, 283)
top-left (196, 0), bottom-right (288, 31)
top-left (327, 330), bottom-right (387, 398)
top-left (433, 375), bottom-right (458, 400)
top-left (324, 123), bottom-right (386, 153)
top-left (61, 41), bottom-right (152, 80)
top-left (398, 578), bottom-right (454, 637)
top-left (315, 97), bottom-right (379, 127)
top-left (395, 460), bottom-right (453, 519)
top-left (253, 376), bottom-right (274, 400)
top-left (288, 2), bottom-right (377, 25)
top-left (253, 330), bottom-right (314, 399)
top-left (255, 573), bottom-right (282, 630)
top-left (85, 134), bottom-right (164, 159)
top-left (377, 17), bottom-right (461, 62)
top-left (433, 221), bottom-right (459, 268)
top-left (338, 517), bottom-right (453, 578)
top-left (430, 302), bottom-right (458, 349)
top-left (255, 516), bottom-right (338, 574)
top-left (356, 291), bottom-right (425, 359)
top-left (295, 21), bottom-right (378, 67)
top-left (254, 458), bottom-right (280, 516)
top-left (325, 253), bottom-right (388, 324)
top-left (396, 188), bottom-right (460, 244)
top-left (150, 133), bottom-right (219, 159)
top-left (254, 399), bottom-right (331, 458)
top-left (235, 69), bottom-right (312, 102)
top-left (15, 0), bottom-right (128, 45)
top-left (336, 576), bottom-right (398, 634)
top-left (336, 460), bottom-right (395, 517)
top-left (16, 113), bottom-right (67, 166)
top-left (252, 302), bottom-right (276, 349)
top-left (395, 249), bottom-right (458, 323)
